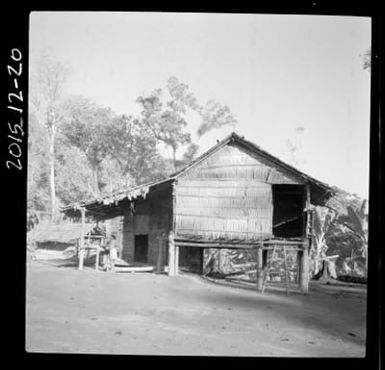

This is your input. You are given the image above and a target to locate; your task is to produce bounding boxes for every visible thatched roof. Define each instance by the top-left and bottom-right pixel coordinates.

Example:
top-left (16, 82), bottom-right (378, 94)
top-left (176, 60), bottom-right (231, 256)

top-left (61, 177), bottom-right (173, 217)
top-left (61, 132), bottom-right (339, 217)
top-left (28, 222), bottom-right (96, 244)
top-left (171, 132), bottom-right (335, 201)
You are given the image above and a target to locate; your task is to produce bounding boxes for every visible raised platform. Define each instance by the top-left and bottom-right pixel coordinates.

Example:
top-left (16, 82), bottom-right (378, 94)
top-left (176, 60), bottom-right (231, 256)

top-left (174, 237), bottom-right (309, 251)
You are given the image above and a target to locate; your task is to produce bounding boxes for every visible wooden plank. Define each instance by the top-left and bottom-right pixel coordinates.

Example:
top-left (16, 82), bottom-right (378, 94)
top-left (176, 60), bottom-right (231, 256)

top-left (174, 237), bottom-right (305, 247)
top-left (175, 241), bottom-right (254, 249)
top-left (115, 266), bottom-right (155, 273)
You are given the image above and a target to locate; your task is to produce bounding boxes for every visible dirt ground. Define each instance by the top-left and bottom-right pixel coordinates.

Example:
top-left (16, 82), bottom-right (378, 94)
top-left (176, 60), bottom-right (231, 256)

top-left (26, 250), bottom-right (367, 357)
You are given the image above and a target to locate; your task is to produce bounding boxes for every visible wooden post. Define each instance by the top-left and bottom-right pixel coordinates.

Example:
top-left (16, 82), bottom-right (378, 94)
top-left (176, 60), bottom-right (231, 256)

top-left (95, 244), bottom-right (100, 271)
top-left (262, 249), bottom-right (268, 269)
top-left (305, 184), bottom-right (312, 237)
top-left (78, 207), bottom-right (86, 270)
top-left (283, 245), bottom-right (290, 295)
top-left (168, 231), bottom-right (175, 276)
top-left (256, 247), bottom-right (264, 291)
top-left (169, 180), bottom-right (177, 277)
top-left (300, 184), bottom-right (311, 293)
top-left (174, 245), bottom-right (179, 275)
top-left (156, 235), bottom-right (163, 273)
top-left (86, 234), bottom-right (90, 259)
top-left (297, 250), bottom-right (302, 284)
top-left (299, 245), bottom-right (310, 294)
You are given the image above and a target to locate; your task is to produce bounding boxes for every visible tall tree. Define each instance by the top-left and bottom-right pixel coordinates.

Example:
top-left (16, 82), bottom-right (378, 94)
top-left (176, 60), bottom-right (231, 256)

top-left (137, 87), bottom-right (191, 171)
top-left (196, 100), bottom-right (237, 137)
top-left (54, 135), bottom-right (95, 204)
top-left (182, 143), bottom-right (200, 164)
top-left (29, 52), bottom-right (70, 220)
top-left (27, 112), bottom-right (51, 212)
top-left (108, 114), bottom-right (172, 185)
top-left (60, 96), bottom-right (115, 198)
top-left (137, 76), bottom-right (237, 170)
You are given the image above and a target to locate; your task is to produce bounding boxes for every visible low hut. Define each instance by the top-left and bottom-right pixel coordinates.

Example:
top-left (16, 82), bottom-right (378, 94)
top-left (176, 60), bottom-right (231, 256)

top-left (62, 132), bottom-right (338, 293)
top-left (28, 222), bottom-right (105, 260)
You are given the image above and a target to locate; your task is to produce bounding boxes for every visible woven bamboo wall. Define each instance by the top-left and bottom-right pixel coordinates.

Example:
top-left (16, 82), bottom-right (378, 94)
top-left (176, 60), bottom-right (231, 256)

top-left (182, 144), bottom-right (304, 184)
top-left (175, 144), bottom-right (303, 241)
top-left (121, 189), bottom-right (172, 265)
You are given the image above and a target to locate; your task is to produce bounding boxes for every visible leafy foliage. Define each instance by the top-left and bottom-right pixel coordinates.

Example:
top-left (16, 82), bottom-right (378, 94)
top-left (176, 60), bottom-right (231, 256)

top-left (54, 137), bottom-right (95, 204)
top-left (108, 114), bottom-right (173, 185)
top-left (309, 206), bottom-right (337, 276)
top-left (29, 53), bottom-right (71, 218)
top-left (28, 61), bottom-right (237, 216)
top-left (311, 196), bottom-right (368, 277)
top-left (60, 96), bottom-right (117, 197)
top-left (136, 86), bottom-right (191, 169)
top-left (137, 76), bottom-right (237, 169)
top-left (27, 112), bottom-right (51, 211)
top-left (197, 100), bottom-right (237, 137)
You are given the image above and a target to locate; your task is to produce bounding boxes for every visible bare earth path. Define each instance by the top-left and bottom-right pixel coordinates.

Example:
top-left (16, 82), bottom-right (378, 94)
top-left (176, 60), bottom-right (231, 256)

top-left (26, 258), bottom-right (366, 357)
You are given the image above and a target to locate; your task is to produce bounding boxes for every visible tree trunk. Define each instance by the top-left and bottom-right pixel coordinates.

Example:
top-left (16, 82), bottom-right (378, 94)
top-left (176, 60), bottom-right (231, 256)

top-left (92, 166), bottom-right (101, 198)
top-left (49, 124), bottom-right (56, 221)
top-left (313, 259), bottom-right (337, 281)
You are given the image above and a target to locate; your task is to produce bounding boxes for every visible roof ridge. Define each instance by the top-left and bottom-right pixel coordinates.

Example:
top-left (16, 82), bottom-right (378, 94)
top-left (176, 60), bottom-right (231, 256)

top-left (62, 132), bottom-right (339, 213)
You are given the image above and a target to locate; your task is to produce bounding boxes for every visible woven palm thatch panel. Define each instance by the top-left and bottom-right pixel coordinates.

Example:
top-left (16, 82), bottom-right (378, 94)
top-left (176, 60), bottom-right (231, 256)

top-left (175, 180), bottom-right (273, 240)
top-left (181, 144), bottom-right (304, 184)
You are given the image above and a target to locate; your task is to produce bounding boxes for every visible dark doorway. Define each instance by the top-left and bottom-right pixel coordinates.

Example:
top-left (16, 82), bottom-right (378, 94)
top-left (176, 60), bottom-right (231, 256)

top-left (179, 247), bottom-right (203, 274)
top-left (134, 235), bottom-right (148, 263)
top-left (272, 185), bottom-right (305, 237)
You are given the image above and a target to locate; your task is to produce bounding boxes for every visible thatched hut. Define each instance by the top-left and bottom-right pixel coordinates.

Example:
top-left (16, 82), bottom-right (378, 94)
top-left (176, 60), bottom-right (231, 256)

top-left (28, 222), bottom-right (98, 249)
top-left (62, 132), bottom-right (337, 293)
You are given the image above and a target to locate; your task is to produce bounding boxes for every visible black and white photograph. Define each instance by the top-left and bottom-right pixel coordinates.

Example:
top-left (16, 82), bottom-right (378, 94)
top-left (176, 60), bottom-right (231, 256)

top-left (23, 10), bottom-right (374, 357)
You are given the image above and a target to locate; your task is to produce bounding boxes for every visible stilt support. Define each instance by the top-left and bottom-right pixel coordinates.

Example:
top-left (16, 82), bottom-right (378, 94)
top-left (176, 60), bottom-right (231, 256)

top-left (299, 245), bottom-right (310, 294)
top-left (168, 231), bottom-right (178, 276)
top-left (256, 247), bottom-right (264, 291)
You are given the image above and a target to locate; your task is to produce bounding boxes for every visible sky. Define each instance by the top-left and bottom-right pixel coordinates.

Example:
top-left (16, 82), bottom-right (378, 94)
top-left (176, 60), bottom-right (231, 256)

top-left (29, 12), bottom-right (371, 199)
